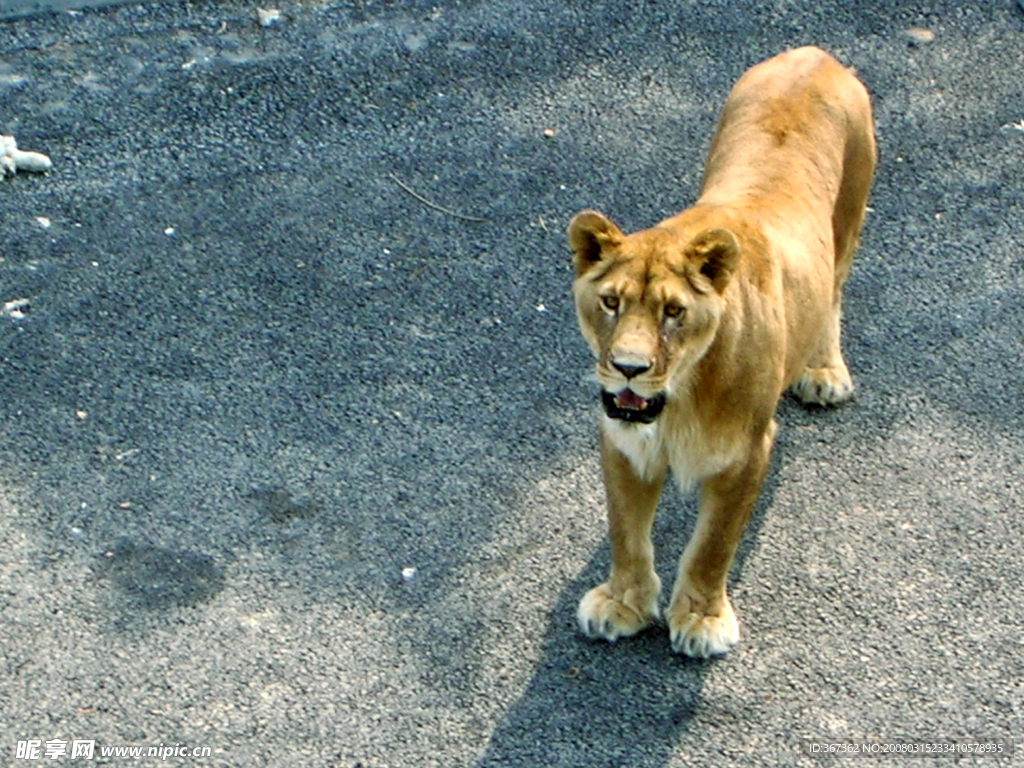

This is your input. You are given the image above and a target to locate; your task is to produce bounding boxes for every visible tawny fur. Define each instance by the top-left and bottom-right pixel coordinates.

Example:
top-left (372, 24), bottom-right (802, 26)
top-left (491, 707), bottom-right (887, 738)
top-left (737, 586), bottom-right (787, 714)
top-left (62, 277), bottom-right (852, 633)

top-left (568, 47), bottom-right (876, 658)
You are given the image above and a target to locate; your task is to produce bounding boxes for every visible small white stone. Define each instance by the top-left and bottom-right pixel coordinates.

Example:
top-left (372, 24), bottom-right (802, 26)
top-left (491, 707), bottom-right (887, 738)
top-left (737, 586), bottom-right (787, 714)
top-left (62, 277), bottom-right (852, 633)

top-left (257, 8), bottom-right (282, 27)
top-left (3, 298), bottom-right (30, 319)
top-left (404, 33), bottom-right (428, 52)
top-left (904, 27), bottom-right (935, 44)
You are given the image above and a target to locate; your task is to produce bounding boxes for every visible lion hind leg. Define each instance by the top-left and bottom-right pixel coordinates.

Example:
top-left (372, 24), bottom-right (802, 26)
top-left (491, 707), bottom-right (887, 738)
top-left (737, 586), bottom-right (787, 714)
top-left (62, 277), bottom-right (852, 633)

top-left (794, 89), bottom-right (875, 407)
top-left (793, 364), bottom-right (854, 406)
top-left (792, 306), bottom-right (855, 406)
top-left (795, 80), bottom-right (875, 408)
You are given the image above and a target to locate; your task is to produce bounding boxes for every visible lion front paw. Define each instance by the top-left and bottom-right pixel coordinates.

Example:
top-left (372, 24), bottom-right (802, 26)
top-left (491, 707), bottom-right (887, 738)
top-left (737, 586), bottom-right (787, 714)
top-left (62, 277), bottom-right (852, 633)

top-left (792, 363), bottom-right (854, 406)
top-left (577, 578), bottom-right (661, 642)
top-left (667, 592), bottom-right (739, 658)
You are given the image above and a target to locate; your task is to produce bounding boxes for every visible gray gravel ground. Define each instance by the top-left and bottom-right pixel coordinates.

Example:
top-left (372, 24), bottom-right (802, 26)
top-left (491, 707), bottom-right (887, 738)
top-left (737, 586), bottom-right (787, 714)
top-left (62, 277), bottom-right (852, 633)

top-left (1, 1), bottom-right (1023, 766)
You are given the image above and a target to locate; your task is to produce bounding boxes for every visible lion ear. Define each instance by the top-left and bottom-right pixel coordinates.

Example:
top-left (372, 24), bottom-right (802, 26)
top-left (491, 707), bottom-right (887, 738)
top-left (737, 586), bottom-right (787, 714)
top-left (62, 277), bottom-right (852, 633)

top-left (567, 210), bottom-right (624, 277)
top-left (686, 228), bottom-right (740, 294)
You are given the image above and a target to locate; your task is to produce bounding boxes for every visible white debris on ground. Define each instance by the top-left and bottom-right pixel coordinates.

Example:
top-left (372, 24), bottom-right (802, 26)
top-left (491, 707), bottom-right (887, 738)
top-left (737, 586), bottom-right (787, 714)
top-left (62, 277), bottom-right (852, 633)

top-left (3, 299), bottom-right (31, 320)
top-left (1, 135), bottom-right (52, 176)
top-left (257, 8), bottom-right (282, 27)
top-left (904, 27), bottom-right (936, 45)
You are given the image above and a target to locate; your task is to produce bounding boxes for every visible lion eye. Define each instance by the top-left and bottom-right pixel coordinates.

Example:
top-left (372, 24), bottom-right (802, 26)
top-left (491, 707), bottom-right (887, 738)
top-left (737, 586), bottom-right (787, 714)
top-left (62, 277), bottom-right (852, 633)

top-left (600, 295), bottom-right (620, 313)
top-left (664, 303), bottom-right (685, 320)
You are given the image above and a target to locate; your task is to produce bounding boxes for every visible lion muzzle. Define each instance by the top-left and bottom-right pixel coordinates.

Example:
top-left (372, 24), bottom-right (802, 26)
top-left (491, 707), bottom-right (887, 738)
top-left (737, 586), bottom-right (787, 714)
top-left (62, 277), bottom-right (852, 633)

top-left (601, 389), bottom-right (667, 423)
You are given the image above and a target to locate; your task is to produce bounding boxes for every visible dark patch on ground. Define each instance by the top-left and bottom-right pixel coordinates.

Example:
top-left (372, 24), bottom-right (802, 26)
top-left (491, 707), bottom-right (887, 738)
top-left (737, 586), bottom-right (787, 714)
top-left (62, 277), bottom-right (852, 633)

top-left (248, 487), bottom-right (321, 523)
top-left (92, 538), bottom-right (226, 608)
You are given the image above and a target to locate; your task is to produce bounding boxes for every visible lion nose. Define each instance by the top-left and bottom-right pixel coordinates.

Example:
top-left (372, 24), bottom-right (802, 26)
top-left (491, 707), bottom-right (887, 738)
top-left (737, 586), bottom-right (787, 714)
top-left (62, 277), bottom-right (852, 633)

top-left (612, 361), bottom-right (651, 379)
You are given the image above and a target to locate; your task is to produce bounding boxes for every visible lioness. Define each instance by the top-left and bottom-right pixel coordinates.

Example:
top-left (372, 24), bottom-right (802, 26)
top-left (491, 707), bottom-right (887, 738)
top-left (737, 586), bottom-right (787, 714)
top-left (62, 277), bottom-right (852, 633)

top-left (568, 46), bottom-right (875, 657)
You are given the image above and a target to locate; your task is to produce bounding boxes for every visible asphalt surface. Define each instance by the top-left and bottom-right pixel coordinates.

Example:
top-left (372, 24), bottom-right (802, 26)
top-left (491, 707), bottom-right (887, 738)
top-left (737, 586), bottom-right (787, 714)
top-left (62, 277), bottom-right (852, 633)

top-left (2, 1), bottom-right (1023, 766)
top-left (0, 0), bottom-right (136, 20)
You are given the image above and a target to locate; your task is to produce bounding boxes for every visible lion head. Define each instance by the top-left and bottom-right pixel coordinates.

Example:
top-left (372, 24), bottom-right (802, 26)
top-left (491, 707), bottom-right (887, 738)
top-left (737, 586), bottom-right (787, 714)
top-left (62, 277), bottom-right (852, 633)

top-left (568, 209), bottom-right (741, 424)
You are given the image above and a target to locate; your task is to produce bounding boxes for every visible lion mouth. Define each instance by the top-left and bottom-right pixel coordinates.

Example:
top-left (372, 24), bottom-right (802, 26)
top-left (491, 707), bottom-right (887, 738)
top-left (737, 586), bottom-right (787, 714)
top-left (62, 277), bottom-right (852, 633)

top-left (601, 389), bottom-right (667, 424)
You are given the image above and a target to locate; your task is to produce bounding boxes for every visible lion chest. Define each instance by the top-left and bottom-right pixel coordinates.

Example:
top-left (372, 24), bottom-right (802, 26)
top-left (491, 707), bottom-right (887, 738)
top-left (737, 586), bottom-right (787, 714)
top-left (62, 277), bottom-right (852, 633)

top-left (602, 414), bottom-right (737, 492)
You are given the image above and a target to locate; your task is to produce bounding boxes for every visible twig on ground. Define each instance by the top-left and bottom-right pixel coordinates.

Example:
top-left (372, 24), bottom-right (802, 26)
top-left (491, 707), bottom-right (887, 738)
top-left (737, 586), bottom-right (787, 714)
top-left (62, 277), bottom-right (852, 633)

top-left (388, 172), bottom-right (488, 223)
